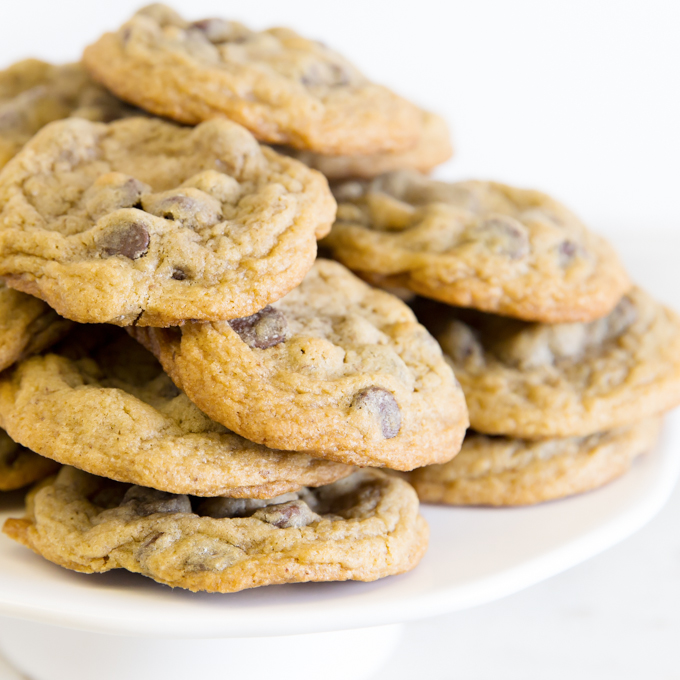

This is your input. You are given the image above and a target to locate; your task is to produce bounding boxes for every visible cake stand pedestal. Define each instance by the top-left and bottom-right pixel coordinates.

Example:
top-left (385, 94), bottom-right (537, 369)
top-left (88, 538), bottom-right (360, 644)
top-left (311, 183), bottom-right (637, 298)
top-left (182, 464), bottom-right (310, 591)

top-left (0, 619), bottom-right (403, 680)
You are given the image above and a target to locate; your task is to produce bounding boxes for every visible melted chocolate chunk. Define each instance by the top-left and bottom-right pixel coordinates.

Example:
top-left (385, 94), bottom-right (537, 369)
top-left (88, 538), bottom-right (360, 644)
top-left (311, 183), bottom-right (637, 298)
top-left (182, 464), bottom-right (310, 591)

top-left (120, 486), bottom-right (191, 517)
top-left (351, 387), bottom-right (401, 439)
top-left (100, 222), bottom-right (150, 260)
top-left (228, 306), bottom-right (287, 349)
top-left (252, 500), bottom-right (320, 529)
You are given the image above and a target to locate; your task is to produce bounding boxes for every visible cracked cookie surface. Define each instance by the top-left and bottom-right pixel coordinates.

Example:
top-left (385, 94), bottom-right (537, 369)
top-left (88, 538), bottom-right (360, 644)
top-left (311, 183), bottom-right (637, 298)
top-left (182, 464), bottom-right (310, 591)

top-left (0, 59), bottom-right (138, 170)
top-left (427, 287), bottom-right (680, 438)
top-left (281, 110), bottom-right (452, 180)
top-left (323, 171), bottom-right (630, 323)
top-left (0, 116), bottom-right (335, 326)
top-left (0, 281), bottom-right (72, 373)
top-left (404, 418), bottom-right (661, 506)
top-left (3, 466), bottom-right (428, 592)
top-left (131, 259), bottom-right (468, 470)
top-left (83, 4), bottom-right (422, 156)
top-left (0, 328), bottom-right (351, 498)
top-left (0, 428), bottom-right (59, 491)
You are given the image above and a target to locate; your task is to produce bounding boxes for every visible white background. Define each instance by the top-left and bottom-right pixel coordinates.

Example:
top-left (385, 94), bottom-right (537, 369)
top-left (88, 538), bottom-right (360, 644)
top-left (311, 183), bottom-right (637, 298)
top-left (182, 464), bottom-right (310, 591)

top-left (1, 2), bottom-right (679, 678)
top-left (1, 0), bottom-right (679, 231)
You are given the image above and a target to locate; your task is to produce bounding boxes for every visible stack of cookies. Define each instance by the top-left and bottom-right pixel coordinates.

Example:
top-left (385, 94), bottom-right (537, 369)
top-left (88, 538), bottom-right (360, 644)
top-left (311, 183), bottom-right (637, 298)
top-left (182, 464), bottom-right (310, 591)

top-left (0, 4), bottom-right (468, 593)
top-left (0, 3), bottom-right (677, 594)
top-left (322, 173), bottom-right (680, 505)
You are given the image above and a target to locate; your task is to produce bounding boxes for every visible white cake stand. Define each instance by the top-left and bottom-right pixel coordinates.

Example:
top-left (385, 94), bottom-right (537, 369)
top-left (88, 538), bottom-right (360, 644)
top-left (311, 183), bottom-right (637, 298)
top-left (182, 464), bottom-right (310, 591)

top-left (0, 411), bottom-right (678, 680)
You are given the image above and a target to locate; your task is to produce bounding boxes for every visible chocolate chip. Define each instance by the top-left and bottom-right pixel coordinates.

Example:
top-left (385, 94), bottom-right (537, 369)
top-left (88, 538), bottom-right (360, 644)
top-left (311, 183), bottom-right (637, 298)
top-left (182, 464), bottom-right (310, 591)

top-left (606, 295), bottom-right (637, 337)
top-left (560, 241), bottom-right (577, 257)
top-left (228, 306), bottom-right (287, 349)
top-left (252, 500), bottom-right (320, 529)
top-left (84, 174), bottom-right (150, 219)
top-left (123, 178), bottom-right (147, 208)
top-left (333, 181), bottom-right (365, 202)
top-left (100, 222), bottom-right (150, 260)
top-left (329, 63), bottom-right (351, 87)
top-left (197, 493), bottom-right (299, 519)
top-left (88, 486), bottom-right (127, 509)
top-left (190, 18), bottom-right (239, 43)
top-left (120, 486), bottom-right (191, 517)
top-left (301, 62), bottom-right (353, 88)
top-left (136, 531), bottom-right (167, 561)
top-left (475, 217), bottom-right (530, 260)
top-left (558, 240), bottom-right (582, 265)
top-left (198, 497), bottom-right (251, 519)
top-left (351, 387), bottom-right (401, 439)
top-left (447, 322), bottom-right (484, 363)
top-left (140, 532), bottom-right (164, 551)
top-left (171, 268), bottom-right (187, 281)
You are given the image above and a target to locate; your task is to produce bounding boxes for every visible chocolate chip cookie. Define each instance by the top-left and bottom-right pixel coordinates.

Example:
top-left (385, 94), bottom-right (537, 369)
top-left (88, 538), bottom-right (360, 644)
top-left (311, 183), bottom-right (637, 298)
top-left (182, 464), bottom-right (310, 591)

top-left (0, 59), bottom-right (137, 170)
top-left (0, 116), bottom-right (335, 326)
top-left (323, 171), bottom-right (630, 323)
top-left (0, 328), bottom-right (352, 498)
top-left (0, 281), bottom-right (72, 373)
top-left (282, 110), bottom-right (453, 180)
top-left (404, 418), bottom-right (661, 506)
top-left (428, 287), bottom-right (680, 438)
top-left (130, 259), bottom-right (469, 470)
top-left (0, 428), bottom-right (59, 492)
top-left (82, 4), bottom-right (422, 155)
top-left (3, 466), bottom-right (428, 592)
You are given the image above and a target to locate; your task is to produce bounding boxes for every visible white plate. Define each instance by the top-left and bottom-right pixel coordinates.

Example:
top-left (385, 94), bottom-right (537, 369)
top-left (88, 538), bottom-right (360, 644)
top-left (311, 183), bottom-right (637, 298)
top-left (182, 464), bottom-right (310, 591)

top-left (0, 411), bottom-right (678, 640)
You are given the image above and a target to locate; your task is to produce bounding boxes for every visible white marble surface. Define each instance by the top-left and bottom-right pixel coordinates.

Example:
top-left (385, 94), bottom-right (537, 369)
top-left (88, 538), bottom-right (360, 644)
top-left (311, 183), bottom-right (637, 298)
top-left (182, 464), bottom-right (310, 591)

top-left (374, 464), bottom-right (680, 679)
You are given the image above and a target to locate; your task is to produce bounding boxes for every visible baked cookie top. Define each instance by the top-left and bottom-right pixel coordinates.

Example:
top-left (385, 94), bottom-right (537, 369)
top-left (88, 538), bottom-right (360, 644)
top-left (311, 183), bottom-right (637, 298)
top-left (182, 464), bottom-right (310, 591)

top-left (0, 116), bottom-right (335, 326)
top-left (323, 171), bottom-right (630, 323)
top-left (82, 4), bottom-right (422, 155)
top-left (428, 287), bottom-right (680, 438)
top-left (131, 259), bottom-right (469, 470)
top-left (0, 281), bottom-right (72, 373)
top-left (0, 328), bottom-right (351, 498)
top-left (0, 427), bottom-right (59, 492)
top-left (0, 59), bottom-right (137, 170)
top-left (282, 110), bottom-right (453, 181)
top-left (405, 418), bottom-right (661, 506)
top-left (3, 466), bottom-right (428, 593)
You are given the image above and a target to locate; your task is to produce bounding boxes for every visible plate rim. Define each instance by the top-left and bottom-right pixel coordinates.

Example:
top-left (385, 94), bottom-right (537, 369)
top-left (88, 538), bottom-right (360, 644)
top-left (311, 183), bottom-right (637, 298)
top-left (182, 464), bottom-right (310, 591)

top-left (0, 413), bottom-right (678, 639)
